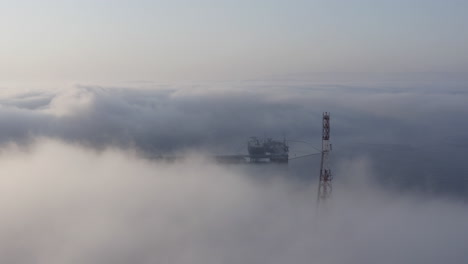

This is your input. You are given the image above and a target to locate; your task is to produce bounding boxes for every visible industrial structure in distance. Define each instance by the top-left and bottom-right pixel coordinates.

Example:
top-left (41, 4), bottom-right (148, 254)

top-left (247, 137), bottom-right (289, 163)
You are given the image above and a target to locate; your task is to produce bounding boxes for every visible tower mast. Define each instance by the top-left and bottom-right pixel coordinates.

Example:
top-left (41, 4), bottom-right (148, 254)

top-left (317, 112), bottom-right (332, 203)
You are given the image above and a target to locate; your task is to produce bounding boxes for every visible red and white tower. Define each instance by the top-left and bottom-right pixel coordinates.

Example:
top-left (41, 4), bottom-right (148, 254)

top-left (317, 112), bottom-right (332, 203)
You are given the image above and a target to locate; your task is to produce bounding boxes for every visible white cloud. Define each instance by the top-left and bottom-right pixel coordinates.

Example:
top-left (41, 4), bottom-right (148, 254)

top-left (0, 140), bottom-right (467, 264)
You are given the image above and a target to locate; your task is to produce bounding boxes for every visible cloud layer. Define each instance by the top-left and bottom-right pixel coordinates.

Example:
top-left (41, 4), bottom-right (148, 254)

top-left (1, 78), bottom-right (467, 263)
top-left (1, 79), bottom-right (467, 195)
top-left (0, 140), bottom-right (467, 264)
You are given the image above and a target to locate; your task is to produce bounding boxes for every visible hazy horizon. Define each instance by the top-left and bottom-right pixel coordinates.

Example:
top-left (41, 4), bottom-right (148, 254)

top-left (2, 0), bottom-right (468, 83)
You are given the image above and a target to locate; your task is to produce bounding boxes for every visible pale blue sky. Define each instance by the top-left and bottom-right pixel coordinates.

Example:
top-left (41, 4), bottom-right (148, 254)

top-left (1, 0), bottom-right (467, 83)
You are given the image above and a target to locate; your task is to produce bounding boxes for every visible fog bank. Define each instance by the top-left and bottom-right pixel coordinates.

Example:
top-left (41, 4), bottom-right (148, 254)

top-left (0, 140), bottom-right (466, 264)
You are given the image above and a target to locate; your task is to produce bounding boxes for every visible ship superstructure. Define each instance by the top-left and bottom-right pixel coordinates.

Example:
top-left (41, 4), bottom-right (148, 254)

top-left (247, 137), bottom-right (289, 163)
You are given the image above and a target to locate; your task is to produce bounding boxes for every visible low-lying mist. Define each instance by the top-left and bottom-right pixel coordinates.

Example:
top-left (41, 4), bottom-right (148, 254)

top-left (1, 140), bottom-right (466, 264)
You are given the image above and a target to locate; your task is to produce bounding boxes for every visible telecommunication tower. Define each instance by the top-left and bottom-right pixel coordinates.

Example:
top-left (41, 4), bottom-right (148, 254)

top-left (317, 112), bottom-right (332, 203)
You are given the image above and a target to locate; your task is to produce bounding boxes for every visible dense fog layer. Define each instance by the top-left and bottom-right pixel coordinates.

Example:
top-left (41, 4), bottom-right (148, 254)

top-left (1, 79), bottom-right (467, 195)
top-left (1, 78), bottom-right (467, 263)
top-left (0, 140), bottom-right (466, 264)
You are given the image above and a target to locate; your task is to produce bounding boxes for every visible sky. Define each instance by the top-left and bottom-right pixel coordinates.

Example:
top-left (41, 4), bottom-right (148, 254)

top-left (1, 0), bottom-right (468, 83)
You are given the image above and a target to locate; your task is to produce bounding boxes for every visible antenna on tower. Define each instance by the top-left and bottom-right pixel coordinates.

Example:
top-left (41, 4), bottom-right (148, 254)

top-left (317, 112), bottom-right (332, 204)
